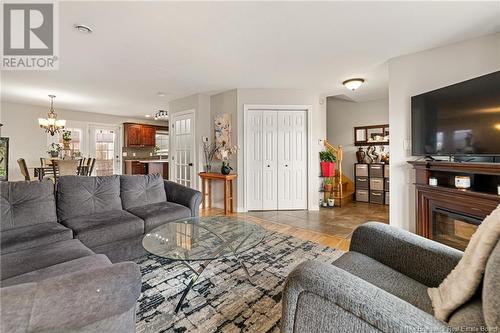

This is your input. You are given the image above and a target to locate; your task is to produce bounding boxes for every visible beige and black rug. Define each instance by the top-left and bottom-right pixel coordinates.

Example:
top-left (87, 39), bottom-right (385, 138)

top-left (136, 231), bottom-right (343, 333)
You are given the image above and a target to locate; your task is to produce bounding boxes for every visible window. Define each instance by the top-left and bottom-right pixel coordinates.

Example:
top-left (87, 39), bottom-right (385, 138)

top-left (155, 131), bottom-right (169, 156)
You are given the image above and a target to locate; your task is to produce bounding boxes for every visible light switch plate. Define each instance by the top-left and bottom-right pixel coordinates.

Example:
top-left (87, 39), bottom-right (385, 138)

top-left (318, 139), bottom-right (323, 146)
top-left (202, 136), bottom-right (209, 142)
top-left (403, 139), bottom-right (411, 151)
top-left (122, 152), bottom-right (128, 157)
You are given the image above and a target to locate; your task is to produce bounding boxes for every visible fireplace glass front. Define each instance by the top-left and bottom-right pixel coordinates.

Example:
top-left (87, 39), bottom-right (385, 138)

top-left (432, 208), bottom-right (481, 251)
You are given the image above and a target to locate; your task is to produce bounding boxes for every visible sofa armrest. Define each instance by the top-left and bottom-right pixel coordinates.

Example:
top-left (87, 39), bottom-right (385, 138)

top-left (350, 222), bottom-right (463, 287)
top-left (164, 180), bottom-right (202, 216)
top-left (282, 260), bottom-right (448, 333)
top-left (1, 262), bottom-right (141, 333)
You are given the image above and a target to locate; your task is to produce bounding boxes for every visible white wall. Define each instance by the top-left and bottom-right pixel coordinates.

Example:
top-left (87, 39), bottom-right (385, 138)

top-left (388, 33), bottom-right (500, 232)
top-left (326, 97), bottom-right (388, 180)
top-left (0, 101), bottom-right (163, 181)
top-left (168, 93), bottom-right (211, 190)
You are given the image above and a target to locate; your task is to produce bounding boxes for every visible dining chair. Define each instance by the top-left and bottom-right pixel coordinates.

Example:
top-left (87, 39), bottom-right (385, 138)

top-left (57, 160), bottom-right (79, 176)
top-left (17, 158), bottom-right (31, 181)
top-left (87, 158), bottom-right (96, 176)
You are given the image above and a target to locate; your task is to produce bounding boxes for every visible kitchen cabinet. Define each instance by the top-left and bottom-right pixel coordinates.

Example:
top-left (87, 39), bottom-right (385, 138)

top-left (123, 123), bottom-right (158, 147)
top-left (124, 161), bottom-right (147, 175)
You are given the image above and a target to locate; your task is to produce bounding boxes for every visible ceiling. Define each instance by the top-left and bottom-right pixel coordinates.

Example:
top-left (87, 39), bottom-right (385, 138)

top-left (2, 1), bottom-right (499, 117)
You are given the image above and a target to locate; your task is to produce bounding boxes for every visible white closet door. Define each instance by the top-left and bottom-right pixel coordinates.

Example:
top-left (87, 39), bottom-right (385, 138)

top-left (246, 111), bottom-right (263, 210)
top-left (278, 111), bottom-right (307, 210)
top-left (262, 111), bottom-right (278, 210)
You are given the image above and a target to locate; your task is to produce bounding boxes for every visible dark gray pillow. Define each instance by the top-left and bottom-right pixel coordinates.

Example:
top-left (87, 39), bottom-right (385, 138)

top-left (120, 174), bottom-right (166, 210)
top-left (57, 175), bottom-right (122, 221)
top-left (1, 179), bottom-right (57, 231)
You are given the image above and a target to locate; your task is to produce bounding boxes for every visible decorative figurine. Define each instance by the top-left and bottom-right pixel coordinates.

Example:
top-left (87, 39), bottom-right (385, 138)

top-left (356, 147), bottom-right (366, 163)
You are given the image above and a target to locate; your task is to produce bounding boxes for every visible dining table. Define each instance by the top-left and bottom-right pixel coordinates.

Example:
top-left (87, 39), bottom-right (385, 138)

top-left (30, 159), bottom-right (89, 180)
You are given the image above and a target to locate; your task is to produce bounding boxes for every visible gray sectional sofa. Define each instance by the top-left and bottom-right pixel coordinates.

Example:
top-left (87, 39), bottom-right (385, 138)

top-left (282, 222), bottom-right (500, 333)
top-left (0, 174), bottom-right (202, 333)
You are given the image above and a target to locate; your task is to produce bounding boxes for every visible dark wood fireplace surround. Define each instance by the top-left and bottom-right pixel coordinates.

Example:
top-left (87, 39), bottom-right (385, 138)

top-left (408, 161), bottom-right (500, 243)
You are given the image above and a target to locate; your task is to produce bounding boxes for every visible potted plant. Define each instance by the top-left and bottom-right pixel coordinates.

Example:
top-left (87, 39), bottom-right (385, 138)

top-left (47, 143), bottom-right (61, 158)
top-left (319, 150), bottom-right (336, 177)
top-left (62, 130), bottom-right (71, 150)
top-left (323, 178), bottom-right (333, 192)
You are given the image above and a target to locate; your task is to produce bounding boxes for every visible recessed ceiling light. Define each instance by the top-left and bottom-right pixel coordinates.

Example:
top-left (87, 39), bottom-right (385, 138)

top-left (343, 78), bottom-right (365, 91)
top-left (157, 92), bottom-right (166, 97)
top-left (145, 115), bottom-right (151, 118)
top-left (74, 24), bottom-right (93, 34)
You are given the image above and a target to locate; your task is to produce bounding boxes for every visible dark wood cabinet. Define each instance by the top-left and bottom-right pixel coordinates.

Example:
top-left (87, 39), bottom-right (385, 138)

top-left (141, 126), bottom-right (156, 147)
top-left (124, 123), bottom-right (163, 148)
top-left (124, 161), bottom-right (147, 175)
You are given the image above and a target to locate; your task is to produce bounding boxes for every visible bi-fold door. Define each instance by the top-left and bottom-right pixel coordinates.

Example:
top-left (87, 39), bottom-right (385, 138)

top-left (246, 110), bottom-right (307, 211)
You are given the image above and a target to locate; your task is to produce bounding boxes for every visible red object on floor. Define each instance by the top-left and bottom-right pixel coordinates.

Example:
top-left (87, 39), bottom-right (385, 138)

top-left (320, 162), bottom-right (336, 177)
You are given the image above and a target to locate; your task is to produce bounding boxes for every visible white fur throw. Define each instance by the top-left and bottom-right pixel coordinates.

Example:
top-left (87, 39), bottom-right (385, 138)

top-left (428, 204), bottom-right (500, 322)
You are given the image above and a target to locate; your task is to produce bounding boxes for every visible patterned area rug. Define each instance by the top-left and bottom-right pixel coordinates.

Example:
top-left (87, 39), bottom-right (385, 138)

top-left (136, 231), bottom-right (343, 333)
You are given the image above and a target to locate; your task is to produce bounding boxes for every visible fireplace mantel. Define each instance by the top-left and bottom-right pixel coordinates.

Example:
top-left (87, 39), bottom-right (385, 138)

top-left (408, 161), bottom-right (500, 247)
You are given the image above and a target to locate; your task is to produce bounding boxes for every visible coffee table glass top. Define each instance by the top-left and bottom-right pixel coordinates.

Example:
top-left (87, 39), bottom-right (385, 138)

top-left (142, 216), bottom-right (266, 261)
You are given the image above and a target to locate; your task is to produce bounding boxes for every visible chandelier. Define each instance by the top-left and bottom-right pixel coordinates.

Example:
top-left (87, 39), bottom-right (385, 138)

top-left (38, 95), bottom-right (66, 136)
top-left (154, 110), bottom-right (168, 120)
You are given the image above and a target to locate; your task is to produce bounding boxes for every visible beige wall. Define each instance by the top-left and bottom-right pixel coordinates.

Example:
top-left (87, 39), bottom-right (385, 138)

top-left (326, 97), bottom-right (388, 180)
top-left (0, 101), bottom-right (164, 181)
top-left (168, 93), bottom-right (211, 190)
top-left (209, 90), bottom-right (237, 208)
top-left (388, 33), bottom-right (500, 232)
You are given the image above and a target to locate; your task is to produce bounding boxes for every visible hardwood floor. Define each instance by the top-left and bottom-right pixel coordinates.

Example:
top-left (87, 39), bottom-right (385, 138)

top-left (201, 202), bottom-right (389, 251)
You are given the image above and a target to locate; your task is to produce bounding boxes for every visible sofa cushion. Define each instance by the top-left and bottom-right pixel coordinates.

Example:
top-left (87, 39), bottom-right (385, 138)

top-left (1, 239), bottom-right (94, 281)
top-left (126, 201), bottom-right (191, 232)
top-left (333, 251), bottom-right (433, 314)
top-left (448, 297), bottom-right (486, 330)
top-left (1, 254), bottom-right (111, 287)
top-left (1, 223), bottom-right (73, 255)
top-left (0, 179), bottom-right (57, 231)
top-left (57, 175), bottom-right (122, 221)
top-left (60, 210), bottom-right (144, 248)
top-left (120, 174), bottom-right (166, 210)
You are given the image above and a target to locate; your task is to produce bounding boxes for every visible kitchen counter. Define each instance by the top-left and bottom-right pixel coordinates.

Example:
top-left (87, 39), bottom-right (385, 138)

top-left (138, 160), bottom-right (169, 163)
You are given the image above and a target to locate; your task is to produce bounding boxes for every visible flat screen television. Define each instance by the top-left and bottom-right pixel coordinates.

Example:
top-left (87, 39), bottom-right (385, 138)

top-left (411, 71), bottom-right (500, 157)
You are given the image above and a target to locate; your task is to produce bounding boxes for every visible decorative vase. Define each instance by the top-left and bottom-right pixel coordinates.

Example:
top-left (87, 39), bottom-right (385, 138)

top-left (50, 151), bottom-right (58, 158)
top-left (221, 162), bottom-right (232, 175)
top-left (356, 147), bottom-right (366, 163)
top-left (327, 198), bottom-right (335, 207)
top-left (320, 162), bottom-right (336, 177)
top-left (63, 140), bottom-right (71, 150)
top-left (204, 164), bottom-right (211, 173)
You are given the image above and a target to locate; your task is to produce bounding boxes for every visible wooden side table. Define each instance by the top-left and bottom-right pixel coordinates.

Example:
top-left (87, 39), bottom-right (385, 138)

top-left (199, 172), bottom-right (237, 215)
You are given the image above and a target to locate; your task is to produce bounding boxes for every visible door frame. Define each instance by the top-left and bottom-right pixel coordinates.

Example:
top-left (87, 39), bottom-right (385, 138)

top-left (243, 104), bottom-right (312, 212)
top-left (169, 109), bottom-right (196, 189)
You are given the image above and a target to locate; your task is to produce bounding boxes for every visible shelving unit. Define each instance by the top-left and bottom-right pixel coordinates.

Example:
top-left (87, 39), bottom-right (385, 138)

top-left (320, 140), bottom-right (354, 208)
top-left (355, 162), bottom-right (389, 205)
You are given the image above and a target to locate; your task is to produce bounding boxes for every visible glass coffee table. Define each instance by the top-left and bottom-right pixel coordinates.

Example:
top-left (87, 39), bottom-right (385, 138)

top-left (142, 216), bottom-right (267, 313)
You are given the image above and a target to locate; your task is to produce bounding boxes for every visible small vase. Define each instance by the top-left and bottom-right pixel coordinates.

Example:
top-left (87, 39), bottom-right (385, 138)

top-left (50, 152), bottom-right (59, 158)
top-left (63, 141), bottom-right (71, 150)
top-left (221, 162), bottom-right (232, 175)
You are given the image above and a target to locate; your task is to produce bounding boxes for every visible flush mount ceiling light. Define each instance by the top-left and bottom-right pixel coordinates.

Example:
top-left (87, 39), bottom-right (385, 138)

top-left (74, 24), bottom-right (93, 34)
top-left (38, 95), bottom-right (66, 136)
top-left (343, 78), bottom-right (365, 91)
top-left (154, 110), bottom-right (168, 120)
top-left (145, 115), bottom-right (151, 118)
top-left (157, 92), bottom-right (166, 97)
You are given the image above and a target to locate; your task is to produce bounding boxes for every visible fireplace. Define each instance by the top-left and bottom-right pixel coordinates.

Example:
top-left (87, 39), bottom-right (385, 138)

top-left (432, 207), bottom-right (481, 251)
top-left (408, 161), bottom-right (500, 251)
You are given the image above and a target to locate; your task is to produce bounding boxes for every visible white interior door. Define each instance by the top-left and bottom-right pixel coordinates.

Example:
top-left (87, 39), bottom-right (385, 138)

top-left (89, 125), bottom-right (121, 176)
top-left (171, 111), bottom-right (195, 188)
top-left (262, 111), bottom-right (278, 210)
top-left (278, 111), bottom-right (307, 210)
top-left (246, 111), bottom-right (263, 210)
